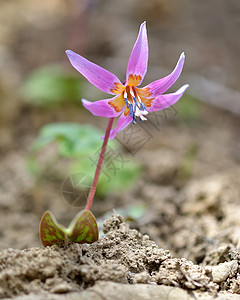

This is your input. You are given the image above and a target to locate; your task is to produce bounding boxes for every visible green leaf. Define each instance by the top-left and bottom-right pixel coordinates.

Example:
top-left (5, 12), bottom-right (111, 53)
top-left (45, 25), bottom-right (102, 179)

top-left (72, 156), bottom-right (141, 197)
top-left (26, 157), bottom-right (42, 177)
top-left (31, 123), bottom-right (142, 197)
top-left (32, 123), bottom-right (117, 157)
top-left (98, 160), bottom-right (141, 196)
top-left (22, 65), bottom-right (83, 107)
top-left (174, 95), bottom-right (202, 123)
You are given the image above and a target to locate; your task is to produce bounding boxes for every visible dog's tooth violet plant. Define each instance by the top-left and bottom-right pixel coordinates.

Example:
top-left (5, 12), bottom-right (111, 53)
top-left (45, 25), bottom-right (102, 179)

top-left (40, 21), bottom-right (188, 247)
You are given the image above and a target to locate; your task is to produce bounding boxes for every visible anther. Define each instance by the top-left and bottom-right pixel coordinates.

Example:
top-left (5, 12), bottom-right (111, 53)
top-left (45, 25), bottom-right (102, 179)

top-left (132, 115), bottom-right (137, 124)
top-left (124, 98), bottom-right (129, 108)
top-left (140, 103), bottom-right (146, 110)
top-left (133, 97), bottom-right (137, 112)
top-left (129, 103), bottom-right (134, 117)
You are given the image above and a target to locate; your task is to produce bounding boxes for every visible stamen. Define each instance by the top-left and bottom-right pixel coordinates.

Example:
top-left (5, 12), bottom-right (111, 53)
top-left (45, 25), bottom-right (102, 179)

top-left (140, 103), bottom-right (146, 110)
top-left (133, 97), bottom-right (137, 112)
top-left (124, 98), bottom-right (129, 108)
top-left (132, 115), bottom-right (137, 124)
top-left (129, 86), bottom-right (135, 98)
top-left (136, 93), bottom-right (142, 103)
top-left (129, 103), bottom-right (134, 117)
top-left (140, 115), bottom-right (147, 121)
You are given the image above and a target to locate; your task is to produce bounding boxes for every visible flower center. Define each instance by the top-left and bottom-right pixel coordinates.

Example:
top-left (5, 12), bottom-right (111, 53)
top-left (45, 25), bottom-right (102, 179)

top-left (123, 86), bottom-right (148, 124)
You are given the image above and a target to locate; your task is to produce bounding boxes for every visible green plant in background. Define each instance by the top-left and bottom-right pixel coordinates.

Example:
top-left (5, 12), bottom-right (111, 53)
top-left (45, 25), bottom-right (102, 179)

top-left (22, 65), bottom-right (83, 107)
top-left (30, 122), bottom-right (141, 198)
top-left (175, 94), bottom-right (201, 123)
top-left (177, 143), bottom-right (199, 185)
top-left (32, 123), bottom-right (107, 158)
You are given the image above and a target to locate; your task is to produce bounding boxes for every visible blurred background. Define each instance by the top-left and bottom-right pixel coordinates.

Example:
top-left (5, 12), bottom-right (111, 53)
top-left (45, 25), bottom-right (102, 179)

top-left (0, 0), bottom-right (240, 261)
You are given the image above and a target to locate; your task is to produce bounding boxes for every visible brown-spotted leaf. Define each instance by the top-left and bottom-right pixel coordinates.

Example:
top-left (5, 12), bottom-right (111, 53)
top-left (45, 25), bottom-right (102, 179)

top-left (40, 211), bottom-right (66, 247)
top-left (67, 209), bottom-right (99, 244)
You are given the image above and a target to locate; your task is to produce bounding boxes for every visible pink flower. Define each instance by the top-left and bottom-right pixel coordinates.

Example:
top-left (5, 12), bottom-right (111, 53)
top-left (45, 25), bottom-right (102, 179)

top-left (66, 22), bottom-right (189, 139)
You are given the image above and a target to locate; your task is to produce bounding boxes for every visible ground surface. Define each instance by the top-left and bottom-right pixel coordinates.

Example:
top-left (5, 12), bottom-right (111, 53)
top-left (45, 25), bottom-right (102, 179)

top-left (1, 105), bottom-right (240, 299)
top-left (1, 215), bottom-right (240, 299)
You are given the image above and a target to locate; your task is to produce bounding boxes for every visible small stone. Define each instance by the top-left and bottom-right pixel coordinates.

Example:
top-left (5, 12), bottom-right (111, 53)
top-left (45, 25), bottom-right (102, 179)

top-left (51, 283), bottom-right (72, 294)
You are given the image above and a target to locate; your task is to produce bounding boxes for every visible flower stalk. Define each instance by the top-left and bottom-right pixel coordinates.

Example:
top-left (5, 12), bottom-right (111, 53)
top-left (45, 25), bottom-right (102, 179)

top-left (85, 117), bottom-right (114, 210)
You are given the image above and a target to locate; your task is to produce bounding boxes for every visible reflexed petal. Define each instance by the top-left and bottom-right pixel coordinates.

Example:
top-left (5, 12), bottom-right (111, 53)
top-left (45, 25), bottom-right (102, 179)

top-left (109, 113), bottom-right (132, 139)
top-left (82, 95), bottom-right (124, 118)
top-left (126, 22), bottom-right (148, 86)
top-left (66, 50), bottom-right (123, 95)
top-left (144, 52), bottom-right (185, 96)
top-left (147, 84), bottom-right (189, 112)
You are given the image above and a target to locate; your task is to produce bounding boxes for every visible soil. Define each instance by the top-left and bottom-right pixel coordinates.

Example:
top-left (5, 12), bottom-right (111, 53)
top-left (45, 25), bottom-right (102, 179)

top-left (0, 215), bottom-right (237, 299)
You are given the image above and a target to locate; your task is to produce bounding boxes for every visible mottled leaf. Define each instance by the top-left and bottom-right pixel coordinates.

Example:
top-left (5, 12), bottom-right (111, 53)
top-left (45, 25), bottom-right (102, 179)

top-left (40, 210), bottom-right (99, 247)
top-left (40, 211), bottom-right (66, 247)
top-left (67, 210), bottom-right (99, 244)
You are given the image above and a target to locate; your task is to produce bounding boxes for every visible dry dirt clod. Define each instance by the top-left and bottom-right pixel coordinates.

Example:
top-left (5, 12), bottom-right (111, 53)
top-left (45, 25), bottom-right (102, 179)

top-left (206, 260), bottom-right (239, 283)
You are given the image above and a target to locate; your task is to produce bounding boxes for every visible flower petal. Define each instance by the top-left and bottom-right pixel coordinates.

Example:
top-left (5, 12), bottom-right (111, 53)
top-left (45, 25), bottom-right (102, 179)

top-left (147, 84), bottom-right (189, 112)
top-left (109, 113), bottom-right (132, 139)
top-left (126, 21), bottom-right (148, 86)
top-left (66, 50), bottom-right (123, 95)
top-left (144, 52), bottom-right (185, 96)
top-left (82, 95), bottom-right (124, 118)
